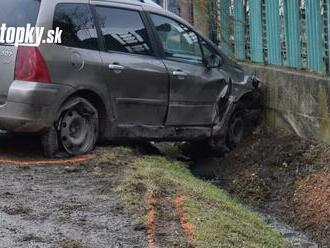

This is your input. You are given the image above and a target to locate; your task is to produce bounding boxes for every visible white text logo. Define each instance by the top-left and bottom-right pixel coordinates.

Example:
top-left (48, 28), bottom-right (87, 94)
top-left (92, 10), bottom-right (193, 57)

top-left (0, 24), bottom-right (62, 47)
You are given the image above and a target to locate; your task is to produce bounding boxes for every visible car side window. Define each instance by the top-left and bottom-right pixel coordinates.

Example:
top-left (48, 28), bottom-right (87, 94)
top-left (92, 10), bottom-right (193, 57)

top-left (95, 7), bottom-right (153, 56)
top-left (150, 14), bottom-right (203, 64)
top-left (53, 3), bottom-right (99, 50)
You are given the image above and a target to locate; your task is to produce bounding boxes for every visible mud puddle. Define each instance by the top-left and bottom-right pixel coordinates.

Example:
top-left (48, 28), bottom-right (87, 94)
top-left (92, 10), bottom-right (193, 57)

top-left (260, 213), bottom-right (317, 248)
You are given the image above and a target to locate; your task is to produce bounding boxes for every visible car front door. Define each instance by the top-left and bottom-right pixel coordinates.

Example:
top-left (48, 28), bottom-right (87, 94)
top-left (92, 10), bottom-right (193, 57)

top-left (94, 4), bottom-right (169, 125)
top-left (149, 13), bottom-right (227, 126)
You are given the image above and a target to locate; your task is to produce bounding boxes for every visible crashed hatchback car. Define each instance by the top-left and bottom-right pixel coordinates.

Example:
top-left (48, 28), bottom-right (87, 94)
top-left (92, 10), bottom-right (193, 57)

top-left (0, 0), bottom-right (260, 157)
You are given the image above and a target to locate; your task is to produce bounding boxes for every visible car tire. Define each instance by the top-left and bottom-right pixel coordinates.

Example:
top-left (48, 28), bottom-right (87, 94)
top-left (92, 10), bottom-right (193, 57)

top-left (226, 103), bottom-right (247, 150)
top-left (42, 125), bottom-right (60, 158)
top-left (42, 97), bottom-right (99, 158)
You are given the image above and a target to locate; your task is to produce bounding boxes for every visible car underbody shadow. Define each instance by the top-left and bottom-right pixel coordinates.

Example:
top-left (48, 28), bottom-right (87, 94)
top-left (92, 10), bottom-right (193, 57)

top-left (150, 141), bottom-right (224, 180)
top-left (0, 132), bottom-right (45, 159)
top-left (0, 132), bottom-right (222, 179)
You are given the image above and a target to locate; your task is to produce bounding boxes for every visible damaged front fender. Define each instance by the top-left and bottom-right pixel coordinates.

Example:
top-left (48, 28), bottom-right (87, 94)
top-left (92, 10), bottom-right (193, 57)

top-left (211, 75), bottom-right (262, 148)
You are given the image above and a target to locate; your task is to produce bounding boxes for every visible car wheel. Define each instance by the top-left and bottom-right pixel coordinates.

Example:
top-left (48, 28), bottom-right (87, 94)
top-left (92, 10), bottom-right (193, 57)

top-left (42, 97), bottom-right (99, 158)
top-left (226, 105), bottom-right (246, 150)
top-left (42, 125), bottom-right (60, 158)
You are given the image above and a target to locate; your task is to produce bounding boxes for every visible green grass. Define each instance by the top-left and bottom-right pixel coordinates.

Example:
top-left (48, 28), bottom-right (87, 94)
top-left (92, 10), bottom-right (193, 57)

top-left (118, 154), bottom-right (289, 248)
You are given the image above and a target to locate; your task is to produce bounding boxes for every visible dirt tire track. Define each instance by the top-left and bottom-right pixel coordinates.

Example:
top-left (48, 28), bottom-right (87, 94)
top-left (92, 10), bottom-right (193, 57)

top-left (145, 194), bottom-right (157, 248)
top-left (145, 192), bottom-right (193, 248)
top-left (174, 194), bottom-right (195, 247)
top-left (0, 155), bottom-right (93, 166)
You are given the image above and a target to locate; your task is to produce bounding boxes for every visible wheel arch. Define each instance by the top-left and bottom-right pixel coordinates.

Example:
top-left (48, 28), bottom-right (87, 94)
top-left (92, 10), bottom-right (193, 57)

top-left (212, 89), bottom-right (261, 141)
top-left (61, 89), bottom-right (109, 141)
top-left (235, 90), bottom-right (261, 111)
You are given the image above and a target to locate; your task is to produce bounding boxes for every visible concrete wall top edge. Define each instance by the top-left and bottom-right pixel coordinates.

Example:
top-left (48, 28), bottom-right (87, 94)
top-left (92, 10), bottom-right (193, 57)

top-left (239, 62), bottom-right (330, 81)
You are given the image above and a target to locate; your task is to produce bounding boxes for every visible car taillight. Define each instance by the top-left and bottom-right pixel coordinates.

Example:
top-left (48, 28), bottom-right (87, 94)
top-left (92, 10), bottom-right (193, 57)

top-left (14, 46), bottom-right (51, 83)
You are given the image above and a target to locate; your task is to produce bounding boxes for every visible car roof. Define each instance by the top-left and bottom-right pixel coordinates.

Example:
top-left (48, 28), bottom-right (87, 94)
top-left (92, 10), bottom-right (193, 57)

top-left (89, 0), bottom-right (160, 8)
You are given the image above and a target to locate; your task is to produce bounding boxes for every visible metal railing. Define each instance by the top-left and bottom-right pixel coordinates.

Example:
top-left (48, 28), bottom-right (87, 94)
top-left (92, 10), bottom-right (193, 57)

top-left (217, 0), bottom-right (330, 74)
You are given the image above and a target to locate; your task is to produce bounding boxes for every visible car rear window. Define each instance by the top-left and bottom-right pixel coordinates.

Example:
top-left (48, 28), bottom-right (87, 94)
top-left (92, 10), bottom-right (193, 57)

top-left (0, 0), bottom-right (41, 27)
top-left (53, 3), bottom-right (99, 51)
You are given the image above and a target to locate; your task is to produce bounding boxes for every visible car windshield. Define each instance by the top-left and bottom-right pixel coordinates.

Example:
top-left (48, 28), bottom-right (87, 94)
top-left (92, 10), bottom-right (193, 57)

top-left (0, 0), bottom-right (41, 28)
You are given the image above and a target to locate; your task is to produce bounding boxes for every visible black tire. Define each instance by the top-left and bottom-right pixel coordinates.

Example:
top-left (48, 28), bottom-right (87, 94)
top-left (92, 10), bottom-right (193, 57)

top-left (42, 97), bottom-right (99, 158)
top-left (41, 125), bottom-right (59, 158)
top-left (226, 104), bottom-right (248, 150)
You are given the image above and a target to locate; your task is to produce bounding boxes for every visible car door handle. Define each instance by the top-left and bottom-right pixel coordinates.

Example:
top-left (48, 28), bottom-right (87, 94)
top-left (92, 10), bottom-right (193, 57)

top-left (109, 63), bottom-right (125, 72)
top-left (173, 70), bottom-right (188, 78)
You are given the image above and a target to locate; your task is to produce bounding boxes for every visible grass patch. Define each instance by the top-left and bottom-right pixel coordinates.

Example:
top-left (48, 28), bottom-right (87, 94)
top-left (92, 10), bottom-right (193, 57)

top-left (118, 155), bottom-right (289, 248)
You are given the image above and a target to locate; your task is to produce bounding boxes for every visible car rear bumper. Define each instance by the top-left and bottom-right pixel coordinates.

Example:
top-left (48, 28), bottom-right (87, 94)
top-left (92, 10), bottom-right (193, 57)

top-left (0, 81), bottom-right (73, 132)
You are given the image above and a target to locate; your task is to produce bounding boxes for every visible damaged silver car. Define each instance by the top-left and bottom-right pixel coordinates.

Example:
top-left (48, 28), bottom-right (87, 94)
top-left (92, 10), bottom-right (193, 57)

top-left (0, 0), bottom-right (260, 157)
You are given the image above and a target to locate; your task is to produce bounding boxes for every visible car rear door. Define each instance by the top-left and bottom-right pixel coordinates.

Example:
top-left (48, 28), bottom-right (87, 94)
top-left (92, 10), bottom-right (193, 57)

top-left (149, 13), bottom-right (227, 126)
top-left (93, 2), bottom-right (169, 125)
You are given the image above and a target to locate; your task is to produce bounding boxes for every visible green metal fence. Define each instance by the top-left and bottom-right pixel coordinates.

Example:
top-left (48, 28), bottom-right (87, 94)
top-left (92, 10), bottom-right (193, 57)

top-left (217, 0), bottom-right (330, 74)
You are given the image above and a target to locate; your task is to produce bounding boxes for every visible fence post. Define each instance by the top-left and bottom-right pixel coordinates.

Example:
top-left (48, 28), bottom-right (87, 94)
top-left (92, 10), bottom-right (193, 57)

top-left (305, 0), bottom-right (324, 72)
top-left (249, 0), bottom-right (263, 62)
top-left (233, 0), bottom-right (245, 60)
top-left (284, 0), bottom-right (301, 68)
top-left (219, 0), bottom-right (232, 56)
top-left (265, 0), bottom-right (281, 65)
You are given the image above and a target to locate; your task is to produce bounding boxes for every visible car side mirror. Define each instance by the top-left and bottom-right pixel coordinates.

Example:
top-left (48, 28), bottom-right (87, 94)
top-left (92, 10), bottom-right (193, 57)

top-left (205, 54), bottom-right (222, 69)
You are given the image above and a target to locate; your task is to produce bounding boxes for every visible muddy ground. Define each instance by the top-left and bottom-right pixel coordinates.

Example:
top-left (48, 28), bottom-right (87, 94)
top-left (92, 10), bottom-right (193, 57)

top-left (196, 127), bottom-right (330, 247)
top-left (0, 136), bottom-right (147, 248)
top-left (0, 128), bottom-right (329, 247)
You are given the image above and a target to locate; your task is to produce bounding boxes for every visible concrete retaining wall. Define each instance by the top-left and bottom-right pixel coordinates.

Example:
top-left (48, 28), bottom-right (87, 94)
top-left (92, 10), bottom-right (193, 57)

top-left (241, 63), bottom-right (330, 143)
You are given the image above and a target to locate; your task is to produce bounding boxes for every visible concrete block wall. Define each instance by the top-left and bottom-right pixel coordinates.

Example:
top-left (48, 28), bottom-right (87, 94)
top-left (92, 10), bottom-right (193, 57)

top-left (241, 63), bottom-right (330, 143)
